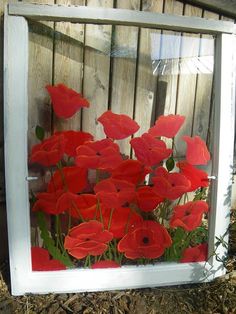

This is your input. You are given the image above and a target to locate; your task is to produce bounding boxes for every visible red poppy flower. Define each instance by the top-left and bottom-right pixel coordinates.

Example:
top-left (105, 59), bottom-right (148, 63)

top-left (91, 260), bottom-right (120, 269)
top-left (32, 190), bottom-right (64, 215)
top-left (64, 221), bottom-right (113, 259)
top-left (130, 133), bottom-right (172, 167)
top-left (177, 161), bottom-right (209, 191)
top-left (102, 207), bottom-right (143, 238)
top-left (47, 166), bottom-right (87, 194)
top-left (170, 200), bottom-right (209, 231)
top-left (118, 220), bottom-right (172, 259)
top-left (31, 247), bottom-right (66, 271)
top-left (136, 186), bottom-right (164, 212)
top-left (148, 114), bottom-right (185, 138)
top-left (152, 167), bottom-right (191, 200)
top-left (94, 178), bottom-right (136, 208)
top-left (29, 134), bottom-right (66, 167)
top-left (46, 84), bottom-right (89, 119)
top-left (180, 243), bottom-right (208, 263)
top-left (56, 192), bottom-right (98, 219)
top-left (97, 110), bottom-right (140, 140)
top-left (76, 139), bottom-right (123, 171)
top-left (55, 130), bottom-right (93, 157)
top-left (182, 136), bottom-right (210, 165)
top-left (111, 160), bottom-right (151, 185)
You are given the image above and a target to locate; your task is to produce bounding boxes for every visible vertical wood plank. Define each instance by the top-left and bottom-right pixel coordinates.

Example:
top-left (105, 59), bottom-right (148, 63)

top-left (156, 0), bottom-right (184, 117)
top-left (82, 0), bottom-right (113, 140)
top-left (109, 0), bottom-right (140, 155)
top-left (155, 0), bottom-right (184, 148)
top-left (23, 0), bottom-right (54, 193)
top-left (24, 0), bottom-right (54, 149)
top-left (133, 0), bottom-right (163, 140)
top-left (53, 0), bottom-right (86, 131)
top-left (192, 11), bottom-right (219, 144)
top-left (174, 4), bottom-right (203, 156)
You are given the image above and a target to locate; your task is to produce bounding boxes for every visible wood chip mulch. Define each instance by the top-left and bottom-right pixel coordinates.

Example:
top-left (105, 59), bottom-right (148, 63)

top-left (1, 211), bottom-right (236, 314)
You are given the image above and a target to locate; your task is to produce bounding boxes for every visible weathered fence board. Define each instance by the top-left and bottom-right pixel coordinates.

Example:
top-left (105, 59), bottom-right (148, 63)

top-left (155, 0), bottom-right (184, 149)
top-left (110, 0), bottom-right (140, 155)
top-left (174, 4), bottom-right (202, 156)
top-left (25, 0), bottom-right (54, 194)
top-left (192, 10), bottom-right (219, 142)
top-left (134, 0), bottom-right (163, 139)
top-left (82, 0), bottom-right (113, 139)
top-left (53, 0), bottom-right (86, 131)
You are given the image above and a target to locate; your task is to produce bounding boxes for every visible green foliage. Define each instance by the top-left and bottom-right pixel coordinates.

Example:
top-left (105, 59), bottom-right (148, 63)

top-left (36, 211), bottom-right (73, 267)
top-left (166, 156), bottom-right (175, 172)
top-left (35, 125), bottom-right (45, 141)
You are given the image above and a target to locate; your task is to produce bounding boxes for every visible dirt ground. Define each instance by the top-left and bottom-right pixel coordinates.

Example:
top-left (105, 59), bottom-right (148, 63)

top-left (0, 212), bottom-right (235, 314)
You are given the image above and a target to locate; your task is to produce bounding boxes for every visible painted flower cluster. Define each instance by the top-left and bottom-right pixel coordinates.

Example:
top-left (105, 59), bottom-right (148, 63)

top-left (30, 84), bottom-right (210, 271)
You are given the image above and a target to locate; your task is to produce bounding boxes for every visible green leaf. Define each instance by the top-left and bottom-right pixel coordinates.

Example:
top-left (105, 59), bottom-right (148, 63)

top-left (36, 211), bottom-right (74, 268)
top-left (35, 125), bottom-right (45, 141)
top-left (166, 156), bottom-right (175, 172)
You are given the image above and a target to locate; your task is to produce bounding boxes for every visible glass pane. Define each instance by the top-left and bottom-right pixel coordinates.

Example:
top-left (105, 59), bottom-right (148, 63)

top-left (28, 21), bottom-right (214, 271)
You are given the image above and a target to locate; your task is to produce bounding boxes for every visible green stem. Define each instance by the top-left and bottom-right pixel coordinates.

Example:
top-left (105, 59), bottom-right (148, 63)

top-left (107, 208), bottom-right (115, 231)
top-left (56, 215), bottom-right (65, 253)
top-left (97, 199), bottom-right (104, 226)
top-left (57, 161), bottom-right (68, 191)
top-left (67, 213), bottom-right (71, 232)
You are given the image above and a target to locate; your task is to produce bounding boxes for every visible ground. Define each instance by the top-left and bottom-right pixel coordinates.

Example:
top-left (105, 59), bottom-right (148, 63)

top-left (0, 212), bottom-right (235, 314)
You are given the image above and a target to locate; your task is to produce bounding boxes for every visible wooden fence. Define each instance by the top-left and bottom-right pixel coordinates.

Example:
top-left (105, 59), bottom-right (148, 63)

top-left (0, 0), bottom-right (235, 262)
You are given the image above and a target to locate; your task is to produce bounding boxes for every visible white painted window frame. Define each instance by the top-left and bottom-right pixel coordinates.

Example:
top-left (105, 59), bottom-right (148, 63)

top-left (4, 3), bottom-right (236, 296)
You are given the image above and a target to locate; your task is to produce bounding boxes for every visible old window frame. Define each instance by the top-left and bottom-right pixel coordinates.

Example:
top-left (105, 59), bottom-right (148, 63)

top-left (4, 3), bottom-right (236, 295)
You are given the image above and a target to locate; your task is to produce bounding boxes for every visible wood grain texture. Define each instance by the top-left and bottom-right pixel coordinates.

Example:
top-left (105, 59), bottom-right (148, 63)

top-left (25, 0), bottom-right (54, 193)
top-left (174, 4), bottom-right (202, 156)
top-left (82, 0), bottom-right (114, 139)
top-left (133, 0), bottom-right (163, 140)
top-left (53, 0), bottom-right (86, 131)
top-left (192, 10), bottom-right (219, 145)
top-left (25, 0), bottom-right (54, 149)
top-left (8, 3), bottom-right (235, 34)
top-left (155, 0), bottom-right (184, 148)
top-left (109, 0), bottom-right (140, 155)
top-left (182, 0), bottom-right (236, 18)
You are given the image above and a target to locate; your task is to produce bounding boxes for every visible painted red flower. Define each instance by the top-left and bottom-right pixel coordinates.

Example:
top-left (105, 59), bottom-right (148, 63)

top-left (97, 110), bottom-right (140, 140)
top-left (31, 247), bottom-right (66, 271)
top-left (177, 161), bottom-right (209, 191)
top-left (56, 192), bottom-right (98, 219)
top-left (118, 220), bottom-right (172, 259)
top-left (130, 133), bottom-right (172, 167)
top-left (148, 114), bottom-right (185, 138)
top-left (32, 190), bottom-right (64, 215)
top-left (30, 134), bottom-right (66, 167)
top-left (102, 207), bottom-right (143, 238)
top-left (94, 178), bottom-right (136, 208)
top-left (136, 186), bottom-right (164, 212)
top-left (55, 130), bottom-right (93, 157)
top-left (152, 167), bottom-right (191, 200)
top-left (47, 166), bottom-right (87, 194)
top-left (46, 84), bottom-right (89, 119)
top-left (170, 201), bottom-right (209, 231)
top-left (182, 135), bottom-right (210, 165)
top-left (91, 260), bottom-right (120, 269)
top-left (64, 221), bottom-right (113, 259)
top-left (180, 243), bottom-right (208, 263)
top-left (76, 139), bottom-right (123, 171)
top-left (111, 159), bottom-right (151, 185)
